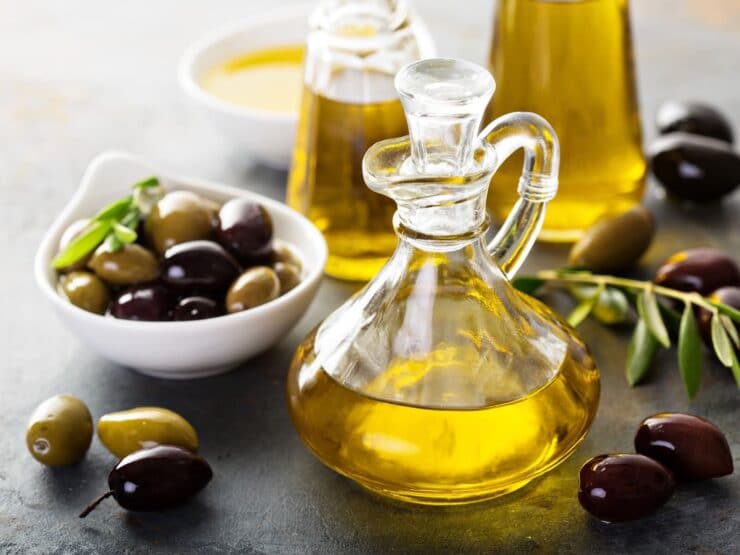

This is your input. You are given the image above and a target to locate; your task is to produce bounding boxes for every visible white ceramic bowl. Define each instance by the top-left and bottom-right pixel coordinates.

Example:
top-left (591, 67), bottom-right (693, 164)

top-left (34, 151), bottom-right (327, 379)
top-left (178, 4), bottom-right (437, 169)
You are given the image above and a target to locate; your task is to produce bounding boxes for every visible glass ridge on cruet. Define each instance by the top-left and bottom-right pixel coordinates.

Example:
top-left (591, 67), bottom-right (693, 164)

top-left (287, 58), bottom-right (600, 505)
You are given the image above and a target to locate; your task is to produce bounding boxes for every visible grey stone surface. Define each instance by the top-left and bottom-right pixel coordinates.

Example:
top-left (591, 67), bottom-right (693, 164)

top-left (0, 1), bottom-right (738, 553)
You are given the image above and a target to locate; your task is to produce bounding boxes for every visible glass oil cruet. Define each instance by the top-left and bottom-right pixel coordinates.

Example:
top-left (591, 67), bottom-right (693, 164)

top-left (486, 0), bottom-right (645, 242)
top-left (286, 0), bottom-right (423, 281)
top-left (287, 58), bottom-right (600, 505)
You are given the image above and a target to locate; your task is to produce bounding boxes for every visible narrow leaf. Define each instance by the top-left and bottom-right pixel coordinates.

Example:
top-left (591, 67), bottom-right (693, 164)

top-left (132, 176), bottom-right (160, 190)
top-left (712, 301), bottom-right (740, 323)
top-left (637, 290), bottom-right (671, 348)
top-left (512, 276), bottom-right (545, 295)
top-left (120, 208), bottom-right (140, 229)
top-left (626, 319), bottom-right (660, 386)
top-left (93, 196), bottom-right (133, 222)
top-left (678, 304), bottom-right (703, 400)
top-left (113, 222), bottom-right (137, 244)
top-left (567, 283), bottom-right (605, 327)
top-left (711, 314), bottom-right (735, 368)
top-left (730, 350), bottom-right (740, 388)
top-left (103, 233), bottom-right (123, 252)
top-left (719, 314), bottom-right (740, 348)
top-left (52, 221), bottom-right (112, 268)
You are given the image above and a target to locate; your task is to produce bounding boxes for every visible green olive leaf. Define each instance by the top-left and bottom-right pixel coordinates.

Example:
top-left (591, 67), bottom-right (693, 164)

top-left (51, 220), bottom-right (112, 269)
top-left (567, 283), bottom-right (605, 327)
top-left (132, 176), bottom-right (160, 190)
top-left (512, 276), bottom-right (545, 295)
top-left (93, 196), bottom-right (133, 222)
top-left (678, 303), bottom-right (703, 400)
top-left (712, 301), bottom-right (740, 323)
top-left (626, 318), bottom-right (660, 386)
top-left (711, 313), bottom-right (735, 368)
top-left (637, 290), bottom-right (671, 348)
top-left (730, 350), bottom-right (740, 388)
top-left (103, 232), bottom-right (123, 253)
top-left (719, 314), bottom-right (740, 348)
top-left (119, 209), bottom-right (140, 230)
top-left (113, 222), bottom-right (137, 244)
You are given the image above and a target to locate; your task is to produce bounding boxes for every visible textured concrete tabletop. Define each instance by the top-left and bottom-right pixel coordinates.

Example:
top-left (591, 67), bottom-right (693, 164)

top-left (1, 1), bottom-right (738, 553)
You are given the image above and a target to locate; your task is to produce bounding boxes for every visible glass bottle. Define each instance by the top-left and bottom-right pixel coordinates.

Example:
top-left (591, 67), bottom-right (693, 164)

top-left (286, 0), bottom-right (423, 281)
top-left (486, 0), bottom-right (645, 242)
top-left (287, 59), bottom-right (600, 505)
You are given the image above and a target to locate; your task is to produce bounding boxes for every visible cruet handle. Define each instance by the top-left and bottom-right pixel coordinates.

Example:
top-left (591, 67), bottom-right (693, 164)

top-left (479, 112), bottom-right (560, 279)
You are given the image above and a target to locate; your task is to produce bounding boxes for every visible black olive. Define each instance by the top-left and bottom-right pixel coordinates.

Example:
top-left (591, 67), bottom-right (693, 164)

top-left (578, 454), bottom-right (675, 522)
top-left (654, 248), bottom-right (740, 296)
top-left (161, 240), bottom-right (240, 297)
top-left (648, 133), bottom-right (740, 202)
top-left (635, 413), bottom-right (733, 482)
top-left (697, 287), bottom-right (740, 350)
top-left (79, 445), bottom-right (212, 517)
top-left (110, 284), bottom-right (173, 321)
top-left (215, 199), bottom-right (273, 264)
top-left (173, 296), bottom-right (222, 321)
top-left (656, 101), bottom-right (734, 144)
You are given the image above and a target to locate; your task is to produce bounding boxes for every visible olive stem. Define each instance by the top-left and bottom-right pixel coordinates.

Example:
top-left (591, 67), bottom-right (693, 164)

top-left (79, 490), bottom-right (114, 518)
top-left (531, 271), bottom-right (719, 312)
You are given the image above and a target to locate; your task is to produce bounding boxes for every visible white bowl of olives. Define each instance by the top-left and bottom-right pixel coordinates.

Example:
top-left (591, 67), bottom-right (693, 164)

top-left (34, 151), bottom-right (327, 379)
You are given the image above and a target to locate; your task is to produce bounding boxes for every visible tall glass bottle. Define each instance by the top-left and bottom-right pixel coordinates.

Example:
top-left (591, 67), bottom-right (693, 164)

top-left (486, 0), bottom-right (645, 242)
top-left (287, 0), bottom-right (423, 280)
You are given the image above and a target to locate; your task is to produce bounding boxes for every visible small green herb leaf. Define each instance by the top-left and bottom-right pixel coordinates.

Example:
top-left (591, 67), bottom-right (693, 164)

top-left (711, 313), bottom-right (735, 368)
top-left (93, 196), bottom-right (133, 222)
top-left (113, 222), bottom-right (137, 244)
top-left (626, 318), bottom-right (660, 386)
top-left (678, 303), bottom-right (703, 400)
top-left (52, 220), bottom-right (112, 269)
top-left (713, 301), bottom-right (740, 323)
top-left (103, 233), bottom-right (123, 252)
top-left (119, 209), bottom-right (140, 229)
top-left (637, 290), bottom-right (671, 348)
top-left (719, 315), bottom-right (740, 348)
top-left (512, 276), bottom-right (545, 295)
top-left (132, 176), bottom-right (160, 190)
top-left (730, 350), bottom-right (740, 388)
top-left (567, 283), bottom-right (605, 327)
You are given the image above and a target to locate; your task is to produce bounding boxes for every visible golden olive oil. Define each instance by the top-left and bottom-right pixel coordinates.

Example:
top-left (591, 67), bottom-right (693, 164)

top-left (287, 81), bottom-right (407, 281)
top-left (486, 0), bottom-right (645, 241)
top-left (201, 45), bottom-right (304, 113)
top-left (288, 315), bottom-right (600, 505)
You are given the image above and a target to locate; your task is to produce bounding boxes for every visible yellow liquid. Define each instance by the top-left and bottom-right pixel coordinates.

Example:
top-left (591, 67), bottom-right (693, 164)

top-left (200, 45), bottom-right (304, 113)
top-left (288, 319), bottom-right (600, 505)
top-left (287, 85), bottom-right (407, 281)
top-left (486, 0), bottom-right (645, 242)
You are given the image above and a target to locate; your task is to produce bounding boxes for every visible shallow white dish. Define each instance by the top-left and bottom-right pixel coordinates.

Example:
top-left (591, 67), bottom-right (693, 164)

top-left (178, 3), bottom-right (436, 169)
top-left (34, 151), bottom-right (327, 379)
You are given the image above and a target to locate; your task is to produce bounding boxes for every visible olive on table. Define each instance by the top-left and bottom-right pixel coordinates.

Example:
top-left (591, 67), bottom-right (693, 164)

top-left (654, 248), bottom-right (740, 296)
top-left (57, 218), bottom-right (93, 272)
top-left (656, 101), bottom-right (734, 144)
top-left (226, 267), bottom-right (279, 313)
top-left (215, 199), bottom-right (273, 264)
top-left (79, 445), bottom-right (212, 517)
top-left (26, 395), bottom-right (93, 467)
top-left (568, 206), bottom-right (655, 272)
top-left (648, 133), bottom-right (740, 202)
top-left (578, 454), bottom-right (675, 522)
top-left (97, 407), bottom-right (199, 458)
top-left (173, 296), bottom-right (222, 321)
top-left (145, 191), bottom-right (214, 254)
top-left (57, 271), bottom-right (110, 315)
top-left (271, 239), bottom-right (302, 270)
top-left (697, 287), bottom-right (740, 350)
top-left (635, 413), bottom-right (733, 481)
top-left (88, 243), bottom-right (159, 286)
top-left (161, 240), bottom-right (241, 297)
top-left (111, 284), bottom-right (173, 321)
top-left (274, 262), bottom-right (301, 295)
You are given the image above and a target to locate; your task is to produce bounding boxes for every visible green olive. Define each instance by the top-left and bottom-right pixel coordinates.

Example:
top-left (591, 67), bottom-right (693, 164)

top-left (88, 243), bottom-right (159, 286)
top-left (568, 206), bottom-right (655, 272)
top-left (57, 271), bottom-right (110, 314)
top-left (274, 262), bottom-right (301, 295)
top-left (26, 395), bottom-right (93, 466)
top-left (271, 239), bottom-right (302, 271)
top-left (57, 219), bottom-right (93, 273)
top-left (97, 407), bottom-right (199, 458)
top-left (226, 267), bottom-right (279, 313)
top-left (145, 191), bottom-right (213, 254)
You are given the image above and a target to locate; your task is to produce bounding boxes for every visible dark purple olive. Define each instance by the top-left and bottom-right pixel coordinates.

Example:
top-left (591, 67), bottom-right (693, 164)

top-left (111, 284), bottom-right (172, 321)
top-left (697, 287), bottom-right (740, 350)
top-left (648, 133), bottom-right (740, 202)
top-left (79, 445), bottom-right (212, 517)
top-left (215, 199), bottom-right (273, 264)
top-left (161, 240), bottom-right (240, 296)
top-left (635, 413), bottom-right (733, 482)
top-left (656, 101), bottom-right (734, 144)
top-left (655, 248), bottom-right (740, 296)
top-left (578, 454), bottom-right (675, 522)
top-left (172, 296), bottom-right (222, 321)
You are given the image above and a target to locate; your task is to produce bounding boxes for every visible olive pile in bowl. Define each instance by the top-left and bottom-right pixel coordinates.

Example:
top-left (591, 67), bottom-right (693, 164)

top-left (53, 177), bottom-right (304, 321)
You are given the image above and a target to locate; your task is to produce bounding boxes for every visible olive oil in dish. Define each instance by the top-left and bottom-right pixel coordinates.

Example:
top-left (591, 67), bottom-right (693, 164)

top-left (200, 45), bottom-right (304, 113)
